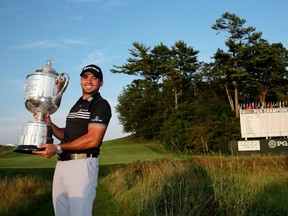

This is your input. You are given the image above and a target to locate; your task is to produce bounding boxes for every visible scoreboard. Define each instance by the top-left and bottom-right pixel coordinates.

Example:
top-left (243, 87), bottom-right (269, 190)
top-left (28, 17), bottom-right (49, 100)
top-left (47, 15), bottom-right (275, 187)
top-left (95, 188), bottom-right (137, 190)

top-left (240, 108), bottom-right (288, 139)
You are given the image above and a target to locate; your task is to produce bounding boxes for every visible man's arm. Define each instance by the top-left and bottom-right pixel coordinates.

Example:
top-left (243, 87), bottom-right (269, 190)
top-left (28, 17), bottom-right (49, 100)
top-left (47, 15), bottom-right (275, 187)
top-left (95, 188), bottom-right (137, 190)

top-left (42, 114), bottom-right (65, 140)
top-left (32, 114), bottom-right (65, 158)
top-left (33, 124), bottom-right (107, 158)
top-left (60, 124), bottom-right (107, 151)
top-left (50, 122), bottom-right (65, 141)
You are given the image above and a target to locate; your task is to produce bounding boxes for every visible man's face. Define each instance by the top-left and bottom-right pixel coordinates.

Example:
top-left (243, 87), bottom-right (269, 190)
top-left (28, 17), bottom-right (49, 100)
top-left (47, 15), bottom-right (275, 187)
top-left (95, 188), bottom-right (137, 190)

top-left (80, 72), bottom-right (103, 97)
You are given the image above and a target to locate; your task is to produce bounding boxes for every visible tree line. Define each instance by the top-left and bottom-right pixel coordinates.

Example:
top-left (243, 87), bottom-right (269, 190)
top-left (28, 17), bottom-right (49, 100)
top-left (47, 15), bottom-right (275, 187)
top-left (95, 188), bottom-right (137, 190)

top-left (110, 12), bottom-right (288, 154)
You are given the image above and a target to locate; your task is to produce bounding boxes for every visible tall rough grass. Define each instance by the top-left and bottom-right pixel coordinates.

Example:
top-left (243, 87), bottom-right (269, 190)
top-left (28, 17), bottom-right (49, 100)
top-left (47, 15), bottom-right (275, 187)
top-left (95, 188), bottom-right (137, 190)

top-left (103, 158), bottom-right (217, 215)
top-left (103, 156), bottom-right (288, 216)
top-left (203, 156), bottom-right (288, 215)
top-left (0, 174), bottom-right (51, 216)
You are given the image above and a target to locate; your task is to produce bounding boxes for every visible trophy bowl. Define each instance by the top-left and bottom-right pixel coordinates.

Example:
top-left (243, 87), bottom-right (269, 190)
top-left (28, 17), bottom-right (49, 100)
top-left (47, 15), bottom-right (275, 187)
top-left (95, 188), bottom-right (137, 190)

top-left (14, 60), bottom-right (69, 154)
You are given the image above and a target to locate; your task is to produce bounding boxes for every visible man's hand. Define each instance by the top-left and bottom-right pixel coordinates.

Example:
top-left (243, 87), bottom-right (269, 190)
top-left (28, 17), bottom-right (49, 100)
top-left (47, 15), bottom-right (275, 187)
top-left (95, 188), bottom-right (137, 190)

top-left (33, 144), bottom-right (57, 158)
top-left (33, 113), bottom-right (52, 123)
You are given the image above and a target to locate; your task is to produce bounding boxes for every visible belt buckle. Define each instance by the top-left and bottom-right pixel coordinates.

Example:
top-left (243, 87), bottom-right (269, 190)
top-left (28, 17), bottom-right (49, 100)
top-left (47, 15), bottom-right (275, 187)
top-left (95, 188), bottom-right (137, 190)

top-left (69, 153), bottom-right (89, 160)
top-left (58, 153), bottom-right (94, 161)
top-left (76, 153), bottom-right (87, 160)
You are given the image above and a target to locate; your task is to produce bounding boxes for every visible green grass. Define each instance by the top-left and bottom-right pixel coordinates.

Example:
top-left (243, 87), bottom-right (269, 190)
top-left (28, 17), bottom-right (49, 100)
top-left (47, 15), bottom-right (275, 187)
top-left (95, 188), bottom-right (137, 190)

top-left (99, 138), bottom-right (168, 165)
top-left (103, 156), bottom-right (288, 216)
top-left (0, 137), bottom-right (166, 216)
top-left (2, 139), bottom-right (288, 215)
top-left (0, 151), bottom-right (57, 168)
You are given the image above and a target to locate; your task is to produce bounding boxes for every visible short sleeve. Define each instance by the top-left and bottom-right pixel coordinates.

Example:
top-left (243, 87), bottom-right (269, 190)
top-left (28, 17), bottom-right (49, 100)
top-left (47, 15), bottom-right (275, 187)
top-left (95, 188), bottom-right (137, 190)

top-left (89, 99), bottom-right (112, 127)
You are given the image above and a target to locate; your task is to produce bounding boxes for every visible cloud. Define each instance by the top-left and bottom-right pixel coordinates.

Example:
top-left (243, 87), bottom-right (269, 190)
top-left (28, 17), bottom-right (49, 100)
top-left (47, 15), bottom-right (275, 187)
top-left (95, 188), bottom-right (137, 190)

top-left (62, 38), bottom-right (88, 45)
top-left (0, 116), bottom-right (26, 125)
top-left (76, 50), bottom-right (114, 71)
top-left (67, 0), bottom-right (126, 9)
top-left (7, 79), bottom-right (25, 93)
top-left (10, 39), bottom-right (89, 50)
top-left (11, 40), bottom-right (64, 49)
top-left (82, 51), bottom-right (106, 64)
top-left (106, 0), bottom-right (126, 8)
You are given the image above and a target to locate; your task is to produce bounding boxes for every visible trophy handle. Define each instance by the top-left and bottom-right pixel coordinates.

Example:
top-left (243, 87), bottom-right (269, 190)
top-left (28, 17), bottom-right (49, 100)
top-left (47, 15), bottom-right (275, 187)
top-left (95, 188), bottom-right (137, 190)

top-left (56, 73), bottom-right (69, 96)
top-left (51, 73), bottom-right (69, 111)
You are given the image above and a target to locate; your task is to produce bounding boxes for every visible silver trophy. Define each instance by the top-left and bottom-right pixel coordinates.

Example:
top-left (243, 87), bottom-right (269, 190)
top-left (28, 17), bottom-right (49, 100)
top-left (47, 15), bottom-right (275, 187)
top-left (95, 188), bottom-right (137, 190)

top-left (14, 60), bottom-right (69, 153)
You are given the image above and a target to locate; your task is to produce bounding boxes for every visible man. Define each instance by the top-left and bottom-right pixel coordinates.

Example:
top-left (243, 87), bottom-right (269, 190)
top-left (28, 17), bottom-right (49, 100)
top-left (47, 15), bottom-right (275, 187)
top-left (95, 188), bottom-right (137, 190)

top-left (33, 64), bottom-right (112, 216)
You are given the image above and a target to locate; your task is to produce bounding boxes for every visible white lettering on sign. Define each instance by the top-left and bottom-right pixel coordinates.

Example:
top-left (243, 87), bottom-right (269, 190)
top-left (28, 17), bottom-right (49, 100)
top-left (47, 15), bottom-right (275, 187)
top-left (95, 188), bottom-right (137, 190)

top-left (268, 140), bottom-right (288, 149)
top-left (238, 140), bottom-right (261, 151)
top-left (277, 141), bottom-right (288, 146)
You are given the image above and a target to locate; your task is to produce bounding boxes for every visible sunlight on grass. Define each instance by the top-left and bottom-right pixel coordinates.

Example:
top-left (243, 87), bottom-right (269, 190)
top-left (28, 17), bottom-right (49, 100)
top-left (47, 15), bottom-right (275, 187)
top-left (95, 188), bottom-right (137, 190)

top-left (0, 174), bottom-right (50, 216)
top-left (2, 140), bottom-right (288, 215)
top-left (104, 156), bottom-right (288, 215)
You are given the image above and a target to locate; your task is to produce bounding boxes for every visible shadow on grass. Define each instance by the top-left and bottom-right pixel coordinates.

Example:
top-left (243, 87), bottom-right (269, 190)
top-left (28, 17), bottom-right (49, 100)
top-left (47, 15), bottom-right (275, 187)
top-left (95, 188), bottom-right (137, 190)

top-left (139, 164), bottom-right (218, 216)
top-left (245, 181), bottom-right (288, 215)
top-left (0, 167), bottom-right (55, 179)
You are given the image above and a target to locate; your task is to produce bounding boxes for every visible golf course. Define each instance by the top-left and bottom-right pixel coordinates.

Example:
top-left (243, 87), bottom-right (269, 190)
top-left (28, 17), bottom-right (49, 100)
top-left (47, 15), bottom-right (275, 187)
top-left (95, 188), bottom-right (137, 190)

top-left (1, 137), bottom-right (288, 216)
top-left (0, 137), bottom-right (168, 216)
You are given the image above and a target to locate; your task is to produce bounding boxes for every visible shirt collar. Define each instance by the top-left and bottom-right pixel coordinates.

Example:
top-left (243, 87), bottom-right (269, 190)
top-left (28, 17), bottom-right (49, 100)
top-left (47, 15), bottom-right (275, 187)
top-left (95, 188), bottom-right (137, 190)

top-left (78, 92), bottom-right (100, 103)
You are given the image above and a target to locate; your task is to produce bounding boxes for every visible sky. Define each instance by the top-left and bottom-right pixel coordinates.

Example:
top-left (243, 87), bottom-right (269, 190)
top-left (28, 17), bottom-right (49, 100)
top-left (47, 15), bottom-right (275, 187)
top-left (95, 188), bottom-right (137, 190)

top-left (0, 0), bottom-right (287, 145)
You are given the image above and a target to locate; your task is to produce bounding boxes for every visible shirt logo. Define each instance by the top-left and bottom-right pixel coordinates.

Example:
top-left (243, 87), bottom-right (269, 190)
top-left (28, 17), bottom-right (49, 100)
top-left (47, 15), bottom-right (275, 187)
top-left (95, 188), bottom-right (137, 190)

top-left (91, 116), bottom-right (103, 122)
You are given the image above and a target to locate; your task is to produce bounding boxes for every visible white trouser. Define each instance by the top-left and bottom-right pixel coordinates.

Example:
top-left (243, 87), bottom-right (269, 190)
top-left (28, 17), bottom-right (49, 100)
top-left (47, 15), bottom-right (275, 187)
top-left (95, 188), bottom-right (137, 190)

top-left (52, 157), bottom-right (99, 216)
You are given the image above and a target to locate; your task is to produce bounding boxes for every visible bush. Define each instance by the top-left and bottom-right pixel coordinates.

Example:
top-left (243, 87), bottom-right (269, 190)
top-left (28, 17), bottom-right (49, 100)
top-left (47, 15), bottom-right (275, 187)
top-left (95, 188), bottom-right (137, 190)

top-left (158, 98), bottom-right (240, 154)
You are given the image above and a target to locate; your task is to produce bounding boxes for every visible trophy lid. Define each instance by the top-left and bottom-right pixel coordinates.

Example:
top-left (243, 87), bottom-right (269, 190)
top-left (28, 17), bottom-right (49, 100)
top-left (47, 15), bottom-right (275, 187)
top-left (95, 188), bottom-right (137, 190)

top-left (35, 60), bottom-right (58, 75)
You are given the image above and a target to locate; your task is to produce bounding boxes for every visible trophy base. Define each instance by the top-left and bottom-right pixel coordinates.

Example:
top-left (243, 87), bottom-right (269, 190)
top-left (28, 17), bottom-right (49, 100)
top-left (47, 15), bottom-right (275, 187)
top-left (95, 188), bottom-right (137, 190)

top-left (15, 121), bottom-right (53, 154)
top-left (14, 145), bottom-right (45, 154)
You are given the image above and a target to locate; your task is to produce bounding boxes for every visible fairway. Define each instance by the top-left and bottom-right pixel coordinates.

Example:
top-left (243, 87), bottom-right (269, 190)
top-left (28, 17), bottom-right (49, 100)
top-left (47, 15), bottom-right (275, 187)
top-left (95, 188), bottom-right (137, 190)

top-left (0, 137), bottom-right (166, 168)
top-left (100, 138), bottom-right (167, 165)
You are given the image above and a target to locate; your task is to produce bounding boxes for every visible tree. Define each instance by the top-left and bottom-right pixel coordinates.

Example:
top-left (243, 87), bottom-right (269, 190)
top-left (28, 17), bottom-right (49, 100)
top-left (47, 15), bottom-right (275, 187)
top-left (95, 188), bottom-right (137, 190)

top-left (111, 42), bottom-right (160, 83)
top-left (212, 12), bottom-right (262, 117)
top-left (116, 80), bottom-right (163, 139)
top-left (241, 40), bottom-right (288, 103)
top-left (150, 43), bottom-right (172, 84)
top-left (112, 41), bottom-right (200, 138)
top-left (169, 41), bottom-right (199, 108)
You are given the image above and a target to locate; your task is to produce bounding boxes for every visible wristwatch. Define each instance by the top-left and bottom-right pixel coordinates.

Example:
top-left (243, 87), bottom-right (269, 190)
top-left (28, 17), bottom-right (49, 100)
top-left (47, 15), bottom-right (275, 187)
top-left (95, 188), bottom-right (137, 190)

top-left (56, 144), bottom-right (63, 154)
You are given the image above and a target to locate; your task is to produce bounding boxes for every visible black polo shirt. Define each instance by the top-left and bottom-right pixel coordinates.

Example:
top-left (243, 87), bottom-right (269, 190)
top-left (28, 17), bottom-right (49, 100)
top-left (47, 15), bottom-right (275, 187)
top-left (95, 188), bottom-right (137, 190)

top-left (61, 93), bottom-right (111, 155)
